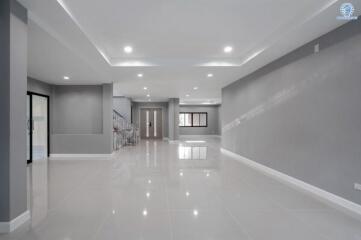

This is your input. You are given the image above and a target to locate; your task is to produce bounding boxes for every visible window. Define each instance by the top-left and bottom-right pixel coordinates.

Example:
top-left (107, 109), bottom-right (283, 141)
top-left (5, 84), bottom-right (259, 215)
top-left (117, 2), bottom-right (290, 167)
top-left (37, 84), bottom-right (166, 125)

top-left (179, 112), bottom-right (207, 127)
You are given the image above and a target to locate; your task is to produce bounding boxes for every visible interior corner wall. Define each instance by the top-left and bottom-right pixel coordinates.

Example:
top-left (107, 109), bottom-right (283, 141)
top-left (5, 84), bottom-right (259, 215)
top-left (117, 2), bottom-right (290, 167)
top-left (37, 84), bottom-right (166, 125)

top-left (27, 77), bottom-right (52, 96)
top-left (221, 19), bottom-right (361, 205)
top-left (179, 105), bottom-right (221, 135)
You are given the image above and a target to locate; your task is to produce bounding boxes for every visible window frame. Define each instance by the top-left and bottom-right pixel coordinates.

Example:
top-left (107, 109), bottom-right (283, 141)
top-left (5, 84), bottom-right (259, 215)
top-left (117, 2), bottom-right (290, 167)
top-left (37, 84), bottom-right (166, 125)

top-left (179, 112), bottom-right (208, 127)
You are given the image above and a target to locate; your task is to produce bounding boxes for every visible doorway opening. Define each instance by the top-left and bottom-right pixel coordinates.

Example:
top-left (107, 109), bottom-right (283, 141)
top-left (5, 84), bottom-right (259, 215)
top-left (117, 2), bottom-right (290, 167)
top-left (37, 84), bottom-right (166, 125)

top-left (27, 92), bottom-right (50, 164)
top-left (140, 108), bottom-right (163, 139)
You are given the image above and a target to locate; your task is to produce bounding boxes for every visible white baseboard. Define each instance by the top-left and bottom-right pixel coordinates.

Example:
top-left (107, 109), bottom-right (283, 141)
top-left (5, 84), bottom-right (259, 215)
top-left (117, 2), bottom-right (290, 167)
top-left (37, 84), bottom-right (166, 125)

top-left (220, 148), bottom-right (361, 217)
top-left (180, 134), bottom-right (221, 138)
top-left (0, 210), bottom-right (30, 233)
top-left (49, 153), bottom-right (113, 160)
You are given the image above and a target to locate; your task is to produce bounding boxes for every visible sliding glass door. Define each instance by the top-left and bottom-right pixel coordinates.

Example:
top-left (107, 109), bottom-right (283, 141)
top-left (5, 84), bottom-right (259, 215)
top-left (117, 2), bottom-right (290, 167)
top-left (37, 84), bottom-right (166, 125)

top-left (27, 92), bottom-right (49, 164)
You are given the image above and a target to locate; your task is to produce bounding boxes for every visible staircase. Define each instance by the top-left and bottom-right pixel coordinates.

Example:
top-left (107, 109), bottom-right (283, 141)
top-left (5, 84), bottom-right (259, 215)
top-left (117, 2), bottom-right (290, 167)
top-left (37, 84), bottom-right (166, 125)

top-left (113, 110), bottom-right (139, 150)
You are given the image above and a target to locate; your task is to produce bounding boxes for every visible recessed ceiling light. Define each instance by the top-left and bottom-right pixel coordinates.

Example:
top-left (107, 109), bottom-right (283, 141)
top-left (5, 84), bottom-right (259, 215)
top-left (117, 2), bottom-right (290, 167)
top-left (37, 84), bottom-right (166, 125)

top-left (186, 94), bottom-right (190, 97)
top-left (147, 94), bottom-right (150, 97)
top-left (142, 209), bottom-right (148, 216)
top-left (124, 46), bottom-right (133, 54)
top-left (207, 73), bottom-right (213, 78)
top-left (143, 86), bottom-right (148, 90)
top-left (193, 86), bottom-right (198, 90)
top-left (137, 73), bottom-right (143, 78)
top-left (193, 209), bottom-right (199, 217)
top-left (63, 76), bottom-right (70, 80)
top-left (224, 46), bottom-right (233, 53)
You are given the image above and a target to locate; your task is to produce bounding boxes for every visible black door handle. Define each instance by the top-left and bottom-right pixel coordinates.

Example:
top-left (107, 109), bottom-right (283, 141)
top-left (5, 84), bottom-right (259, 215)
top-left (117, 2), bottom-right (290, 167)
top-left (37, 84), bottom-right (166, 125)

top-left (149, 122), bottom-right (152, 127)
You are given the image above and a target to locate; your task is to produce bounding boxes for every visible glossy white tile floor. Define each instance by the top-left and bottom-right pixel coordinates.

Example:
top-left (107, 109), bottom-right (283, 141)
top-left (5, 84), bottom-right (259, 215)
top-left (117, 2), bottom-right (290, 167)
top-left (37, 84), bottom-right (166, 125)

top-left (1, 136), bottom-right (361, 240)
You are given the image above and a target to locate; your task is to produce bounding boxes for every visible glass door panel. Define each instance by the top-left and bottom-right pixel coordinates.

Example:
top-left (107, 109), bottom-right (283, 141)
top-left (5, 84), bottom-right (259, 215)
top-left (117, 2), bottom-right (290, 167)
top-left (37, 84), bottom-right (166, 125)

top-left (27, 94), bottom-right (31, 162)
top-left (32, 95), bottom-right (48, 160)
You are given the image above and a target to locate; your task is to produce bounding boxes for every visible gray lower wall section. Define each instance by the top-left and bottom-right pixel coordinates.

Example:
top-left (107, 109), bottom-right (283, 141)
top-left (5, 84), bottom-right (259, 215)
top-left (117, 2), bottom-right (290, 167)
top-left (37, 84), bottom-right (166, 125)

top-left (51, 84), bottom-right (113, 154)
top-left (132, 102), bottom-right (169, 138)
top-left (179, 105), bottom-right (220, 135)
top-left (222, 19), bottom-right (361, 205)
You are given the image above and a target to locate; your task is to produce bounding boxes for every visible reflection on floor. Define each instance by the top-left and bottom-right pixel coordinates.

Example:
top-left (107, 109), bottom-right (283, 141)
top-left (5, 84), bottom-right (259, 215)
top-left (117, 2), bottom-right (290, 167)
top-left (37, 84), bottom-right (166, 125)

top-left (1, 136), bottom-right (361, 240)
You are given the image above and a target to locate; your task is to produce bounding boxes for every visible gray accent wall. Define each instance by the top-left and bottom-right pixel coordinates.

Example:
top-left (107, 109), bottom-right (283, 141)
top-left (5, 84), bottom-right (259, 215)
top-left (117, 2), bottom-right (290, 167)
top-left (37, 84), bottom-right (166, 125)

top-left (51, 84), bottom-right (113, 154)
top-left (52, 85), bottom-right (103, 134)
top-left (222, 19), bottom-right (361, 205)
top-left (0, 0), bottom-right (28, 222)
top-left (132, 102), bottom-right (169, 138)
top-left (179, 105), bottom-right (221, 135)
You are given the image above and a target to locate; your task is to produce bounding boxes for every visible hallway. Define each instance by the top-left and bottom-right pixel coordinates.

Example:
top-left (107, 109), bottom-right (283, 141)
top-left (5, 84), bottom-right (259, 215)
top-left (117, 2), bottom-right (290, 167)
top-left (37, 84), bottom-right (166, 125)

top-left (2, 137), bottom-right (361, 240)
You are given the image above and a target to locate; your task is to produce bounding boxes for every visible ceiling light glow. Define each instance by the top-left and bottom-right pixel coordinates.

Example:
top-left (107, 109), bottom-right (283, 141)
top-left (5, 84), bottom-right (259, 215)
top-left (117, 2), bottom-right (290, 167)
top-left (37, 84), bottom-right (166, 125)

top-left (137, 73), bottom-right (143, 78)
top-left (143, 87), bottom-right (148, 90)
top-left (193, 86), bottom-right (198, 90)
top-left (63, 76), bottom-right (70, 80)
top-left (207, 73), bottom-right (213, 78)
top-left (224, 46), bottom-right (233, 53)
top-left (124, 46), bottom-right (133, 54)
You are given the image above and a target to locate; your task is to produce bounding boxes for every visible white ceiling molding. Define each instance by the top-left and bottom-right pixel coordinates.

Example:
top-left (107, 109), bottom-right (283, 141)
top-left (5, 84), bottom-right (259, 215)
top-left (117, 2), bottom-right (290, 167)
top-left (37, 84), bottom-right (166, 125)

top-left (19, 0), bottom-right (360, 102)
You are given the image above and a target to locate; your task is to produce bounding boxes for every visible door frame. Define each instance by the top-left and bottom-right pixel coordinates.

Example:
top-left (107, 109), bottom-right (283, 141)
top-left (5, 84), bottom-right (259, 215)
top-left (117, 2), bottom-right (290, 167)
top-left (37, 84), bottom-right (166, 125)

top-left (139, 107), bottom-right (163, 139)
top-left (27, 91), bottom-right (50, 164)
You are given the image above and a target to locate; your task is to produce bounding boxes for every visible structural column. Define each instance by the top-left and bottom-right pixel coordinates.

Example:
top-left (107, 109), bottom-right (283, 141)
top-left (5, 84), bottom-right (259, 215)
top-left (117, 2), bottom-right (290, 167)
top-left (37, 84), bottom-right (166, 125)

top-left (0, 0), bottom-right (29, 233)
top-left (168, 98), bottom-right (180, 141)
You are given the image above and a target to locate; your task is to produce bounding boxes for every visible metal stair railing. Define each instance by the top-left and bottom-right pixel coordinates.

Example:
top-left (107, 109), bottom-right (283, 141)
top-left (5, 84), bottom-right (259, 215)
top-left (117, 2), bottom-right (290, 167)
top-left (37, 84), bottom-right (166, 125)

top-left (113, 110), bottom-right (139, 150)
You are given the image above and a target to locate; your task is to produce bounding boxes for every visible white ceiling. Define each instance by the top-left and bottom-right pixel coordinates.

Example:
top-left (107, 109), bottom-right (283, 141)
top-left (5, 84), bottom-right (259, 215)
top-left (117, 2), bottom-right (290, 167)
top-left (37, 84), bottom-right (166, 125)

top-left (19, 0), bottom-right (360, 104)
